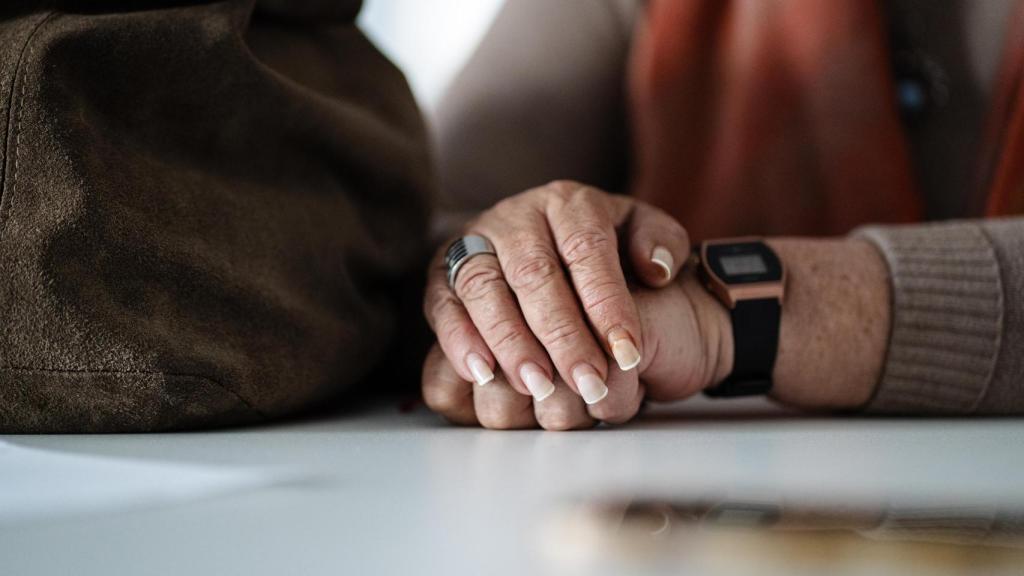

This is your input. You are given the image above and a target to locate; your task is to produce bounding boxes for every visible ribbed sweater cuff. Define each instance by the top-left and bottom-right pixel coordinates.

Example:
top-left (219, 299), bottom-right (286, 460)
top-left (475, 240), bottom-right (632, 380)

top-left (854, 223), bottom-right (1004, 414)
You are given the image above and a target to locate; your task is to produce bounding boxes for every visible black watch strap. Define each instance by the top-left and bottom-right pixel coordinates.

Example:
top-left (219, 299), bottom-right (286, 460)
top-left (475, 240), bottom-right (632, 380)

top-left (704, 297), bottom-right (781, 397)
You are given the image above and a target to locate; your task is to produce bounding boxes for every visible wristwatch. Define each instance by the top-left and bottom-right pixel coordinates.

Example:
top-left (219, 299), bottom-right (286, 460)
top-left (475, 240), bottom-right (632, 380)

top-left (697, 238), bottom-right (786, 397)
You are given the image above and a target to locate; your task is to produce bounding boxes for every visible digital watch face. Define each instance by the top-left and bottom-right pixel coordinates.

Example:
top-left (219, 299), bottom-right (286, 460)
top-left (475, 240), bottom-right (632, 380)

top-left (703, 241), bottom-right (783, 285)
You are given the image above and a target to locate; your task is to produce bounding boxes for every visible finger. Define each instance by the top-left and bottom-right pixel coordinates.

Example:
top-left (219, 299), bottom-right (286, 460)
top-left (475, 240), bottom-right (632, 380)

top-left (533, 378), bottom-right (595, 431)
top-left (478, 212), bottom-right (611, 408)
top-left (586, 363), bottom-right (646, 425)
top-left (452, 249), bottom-right (557, 402)
top-left (543, 182), bottom-right (643, 409)
top-left (625, 203), bottom-right (690, 288)
top-left (421, 343), bottom-right (477, 426)
top-left (424, 246), bottom-right (496, 387)
top-left (474, 367), bottom-right (538, 430)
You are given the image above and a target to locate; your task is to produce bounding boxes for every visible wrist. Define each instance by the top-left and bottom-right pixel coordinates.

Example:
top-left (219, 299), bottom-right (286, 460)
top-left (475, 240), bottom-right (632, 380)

top-left (678, 270), bottom-right (734, 391)
top-left (690, 237), bottom-right (889, 410)
top-left (766, 238), bottom-right (889, 411)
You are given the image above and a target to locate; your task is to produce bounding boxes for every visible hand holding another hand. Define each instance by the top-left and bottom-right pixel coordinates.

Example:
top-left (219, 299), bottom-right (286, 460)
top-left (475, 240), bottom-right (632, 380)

top-left (421, 178), bottom-right (892, 429)
top-left (422, 269), bottom-right (734, 430)
top-left (422, 181), bottom-right (693, 425)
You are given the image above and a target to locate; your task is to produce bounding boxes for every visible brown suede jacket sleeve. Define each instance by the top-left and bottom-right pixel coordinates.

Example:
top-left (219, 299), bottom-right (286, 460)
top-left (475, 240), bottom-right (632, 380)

top-left (0, 0), bottom-right (433, 431)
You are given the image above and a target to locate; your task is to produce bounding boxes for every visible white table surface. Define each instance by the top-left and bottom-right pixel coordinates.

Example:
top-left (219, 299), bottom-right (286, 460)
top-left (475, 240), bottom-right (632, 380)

top-left (2, 397), bottom-right (1023, 576)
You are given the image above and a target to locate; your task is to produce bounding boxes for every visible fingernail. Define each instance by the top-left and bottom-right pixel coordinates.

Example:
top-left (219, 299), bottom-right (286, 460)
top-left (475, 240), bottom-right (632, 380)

top-left (651, 246), bottom-right (673, 281)
top-left (520, 363), bottom-right (556, 402)
top-left (466, 353), bottom-right (494, 386)
top-left (573, 364), bottom-right (608, 405)
top-left (608, 328), bottom-right (641, 371)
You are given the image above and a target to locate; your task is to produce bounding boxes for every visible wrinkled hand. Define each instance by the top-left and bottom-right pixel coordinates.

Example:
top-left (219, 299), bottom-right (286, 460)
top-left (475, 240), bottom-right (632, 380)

top-left (422, 270), bottom-right (733, 429)
top-left (423, 181), bottom-right (690, 424)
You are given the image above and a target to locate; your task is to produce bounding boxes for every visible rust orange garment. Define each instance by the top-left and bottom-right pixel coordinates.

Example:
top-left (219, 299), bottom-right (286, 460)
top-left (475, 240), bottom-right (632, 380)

top-left (629, 0), bottom-right (1023, 241)
top-left (985, 1), bottom-right (1024, 216)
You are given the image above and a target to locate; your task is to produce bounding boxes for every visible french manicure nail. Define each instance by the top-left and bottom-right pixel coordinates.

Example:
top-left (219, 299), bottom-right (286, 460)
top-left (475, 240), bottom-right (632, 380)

top-left (608, 328), bottom-right (641, 371)
top-left (573, 364), bottom-right (609, 405)
top-left (520, 363), bottom-right (556, 402)
top-left (466, 353), bottom-right (494, 386)
top-left (651, 246), bottom-right (673, 281)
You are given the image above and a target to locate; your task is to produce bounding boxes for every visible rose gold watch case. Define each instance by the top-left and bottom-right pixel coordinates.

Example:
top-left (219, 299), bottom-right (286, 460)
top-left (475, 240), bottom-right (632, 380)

top-left (699, 237), bottom-right (786, 309)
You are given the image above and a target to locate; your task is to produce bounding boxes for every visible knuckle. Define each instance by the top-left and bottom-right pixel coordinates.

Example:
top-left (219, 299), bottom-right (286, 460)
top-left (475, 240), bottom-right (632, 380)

top-left (422, 384), bottom-right (461, 414)
top-left (566, 183), bottom-right (599, 205)
top-left (538, 406), bottom-right (587, 431)
top-left (577, 277), bottom-right (630, 319)
top-left (421, 345), bottom-right (473, 419)
top-left (544, 179), bottom-right (583, 198)
top-left (560, 226), bottom-right (613, 267)
top-left (486, 317), bottom-right (526, 352)
top-left (434, 314), bottom-right (474, 348)
top-left (479, 406), bottom-right (531, 430)
top-left (587, 397), bottom-right (641, 425)
top-left (489, 195), bottom-right (518, 216)
top-left (536, 317), bottom-right (585, 352)
top-left (424, 289), bottom-right (460, 331)
top-left (455, 261), bottom-right (505, 303)
top-left (488, 189), bottom-right (539, 217)
top-left (548, 179), bottom-right (581, 189)
top-left (504, 250), bottom-right (562, 295)
top-left (587, 403), bottom-right (625, 424)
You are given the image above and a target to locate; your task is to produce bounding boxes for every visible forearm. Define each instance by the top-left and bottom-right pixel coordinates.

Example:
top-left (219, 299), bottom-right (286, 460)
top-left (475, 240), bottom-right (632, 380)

top-left (766, 238), bottom-right (890, 410)
top-left (636, 237), bottom-right (890, 409)
top-left (716, 218), bottom-right (1024, 414)
top-left (675, 237), bottom-right (890, 410)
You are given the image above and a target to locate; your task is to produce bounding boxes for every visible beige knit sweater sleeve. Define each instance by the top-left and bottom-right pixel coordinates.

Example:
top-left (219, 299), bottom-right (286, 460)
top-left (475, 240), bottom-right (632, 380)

top-left (855, 217), bottom-right (1024, 414)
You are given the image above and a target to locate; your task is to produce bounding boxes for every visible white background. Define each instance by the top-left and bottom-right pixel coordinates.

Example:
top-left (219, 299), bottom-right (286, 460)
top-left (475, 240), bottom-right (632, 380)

top-left (358, 0), bottom-right (506, 111)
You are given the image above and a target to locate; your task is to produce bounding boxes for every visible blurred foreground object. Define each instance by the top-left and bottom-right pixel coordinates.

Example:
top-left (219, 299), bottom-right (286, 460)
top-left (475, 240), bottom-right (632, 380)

top-left (543, 496), bottom-right (1024, 576)
top-left (0, 0), bottom-right (432, 431)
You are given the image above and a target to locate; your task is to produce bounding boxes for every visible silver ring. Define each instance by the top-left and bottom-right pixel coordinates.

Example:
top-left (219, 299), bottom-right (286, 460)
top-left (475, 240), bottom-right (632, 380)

top-left (445, 235), bottom-right (497, 289)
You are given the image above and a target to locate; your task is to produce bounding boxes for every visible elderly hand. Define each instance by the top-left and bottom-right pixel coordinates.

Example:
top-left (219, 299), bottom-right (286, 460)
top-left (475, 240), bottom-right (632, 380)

top-left (422, 269), bottom-right (733, 429)
top-left (423, 181), bottom-right (691, 424)
top-left (424, 235), bottom-right (895, 429)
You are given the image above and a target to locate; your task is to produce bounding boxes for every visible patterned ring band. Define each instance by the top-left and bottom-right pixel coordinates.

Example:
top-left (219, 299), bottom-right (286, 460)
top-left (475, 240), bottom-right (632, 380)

top-left (445, 235), bottom-right (497, 289)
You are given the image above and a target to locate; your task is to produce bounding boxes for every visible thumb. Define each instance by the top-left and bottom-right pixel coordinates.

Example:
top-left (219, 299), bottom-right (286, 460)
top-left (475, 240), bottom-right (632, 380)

top-left (624, 203), bottom-right (690, 288)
